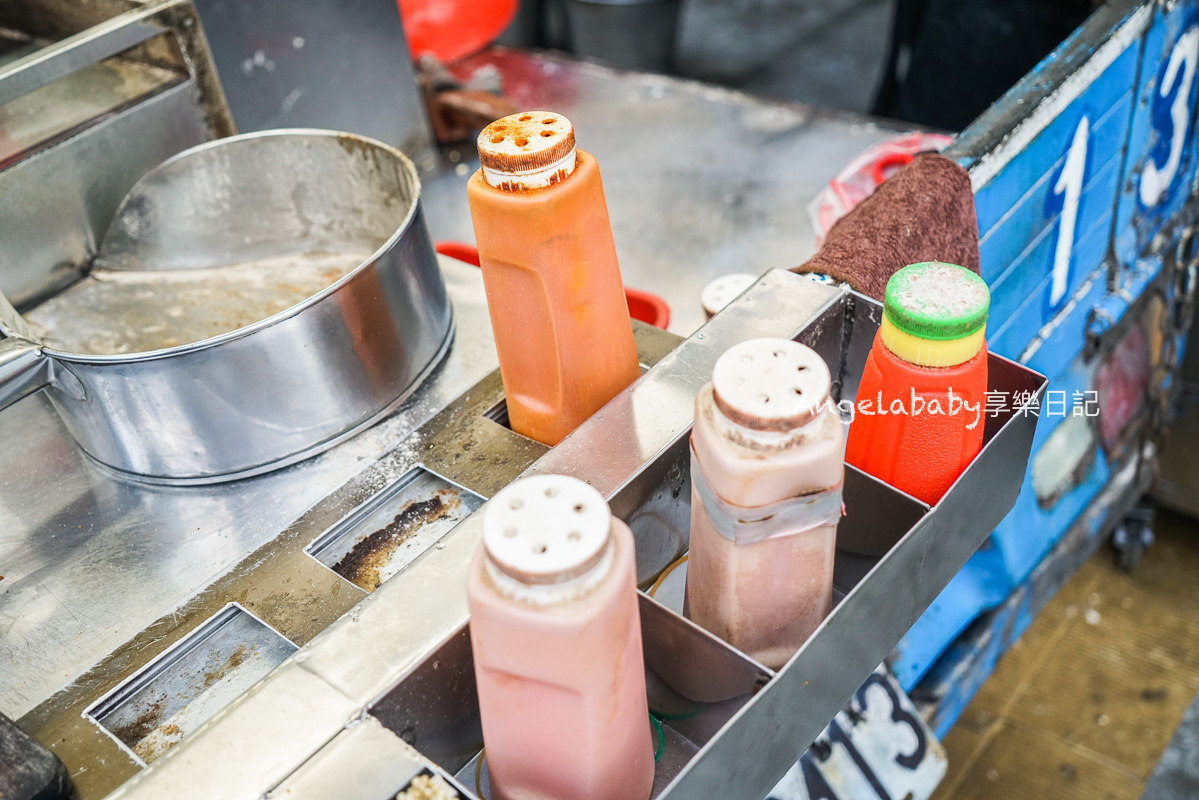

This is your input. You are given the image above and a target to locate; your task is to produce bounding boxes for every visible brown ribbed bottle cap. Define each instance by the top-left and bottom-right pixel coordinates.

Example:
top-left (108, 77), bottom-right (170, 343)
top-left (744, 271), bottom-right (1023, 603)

top-left (477, 111), bottom-right (577, 191)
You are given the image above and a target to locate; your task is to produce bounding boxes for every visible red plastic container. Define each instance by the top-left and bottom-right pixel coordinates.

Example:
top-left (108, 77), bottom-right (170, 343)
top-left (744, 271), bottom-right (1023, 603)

top-left (397, 0), bottom-right (516, 63)
top-left (846, 335), bottom-right (987, 505)
top-left (844, 262), bottom-right (991, 506)
top-left (434, 241), bottom-right (671, 329)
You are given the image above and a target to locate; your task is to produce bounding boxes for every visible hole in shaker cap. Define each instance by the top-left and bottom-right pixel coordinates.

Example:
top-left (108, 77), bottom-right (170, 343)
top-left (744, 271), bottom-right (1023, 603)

top-left (542, 118), bottom-right (556, 124)
top-left (532, 542), bottom-right (547, 554)
top-left (741, 354), bottom-right (754, 364)
top-left (574, 503), bottom-right (585, 513)
top-left (490, 134), bottom-right (504, 144)
top-left (510, 499), bottom-right (523, 510)
top-left (541, 130), bottom-right (553, 137)
top-left (515, 137), bottom-right (529, 147)
top-left (503, 527), bottom-right (518, 538)
top-left (568, 531), bottom-right (581, 541)
top-left (545, 487), bottom-right (558, 498)
top-left (761, 394), bottom-right (771, 404)
top-left (519, 114), bottom-right (532, 121)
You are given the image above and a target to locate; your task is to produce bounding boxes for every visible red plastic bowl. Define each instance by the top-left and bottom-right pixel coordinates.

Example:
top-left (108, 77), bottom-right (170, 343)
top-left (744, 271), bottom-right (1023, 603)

top-left (434, 241), bottom-right (671, 330)
top-left (433, 240), bottom-right (481, 266)
top-left (623, 286), bottom-right (671, 330)
top-left (398, 0), bottom-right (517, 63)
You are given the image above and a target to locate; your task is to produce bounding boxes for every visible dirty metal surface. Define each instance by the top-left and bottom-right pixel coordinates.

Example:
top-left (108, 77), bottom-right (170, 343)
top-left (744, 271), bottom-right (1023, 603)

top-left (264, 715), bottom-right (427, 800)
top-left (420, 47), bottom-right (910, 336)
top-left (0, 258), bottom-right (491, 720)
top-left (0, 53), bottom-right (183, 165)
top-left (7, 259), bottom-right (678, 800)
top-left (27, 252), bottom-right (367, 355)
top-left (86, 603), bottom-right (296, 765)
top-left (310, 468), bottom-right (484, 593)
top-left (0, 0), bottom-right (235, 309)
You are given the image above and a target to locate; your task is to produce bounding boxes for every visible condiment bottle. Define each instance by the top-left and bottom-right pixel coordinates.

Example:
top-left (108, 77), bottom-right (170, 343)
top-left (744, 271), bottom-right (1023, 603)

top-left (467, 474), bottom-right (654, 800)
top-left (685, 339), bottom-right (845, 669)
top-left (467, 112), bottom-right (641, 446)
top-left (845, 261), bottom-right (990, 505)
top-left (700, 273), bottom-right (757, 320)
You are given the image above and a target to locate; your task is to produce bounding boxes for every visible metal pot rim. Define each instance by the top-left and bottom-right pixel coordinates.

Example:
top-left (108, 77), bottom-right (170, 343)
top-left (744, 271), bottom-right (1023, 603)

top-left (7, 128), bottom-right (423, 365)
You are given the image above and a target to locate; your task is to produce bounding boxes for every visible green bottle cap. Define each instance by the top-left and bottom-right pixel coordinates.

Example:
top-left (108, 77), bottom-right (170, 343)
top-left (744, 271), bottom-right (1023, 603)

top-left (882, 262), bottom-right (990, 342)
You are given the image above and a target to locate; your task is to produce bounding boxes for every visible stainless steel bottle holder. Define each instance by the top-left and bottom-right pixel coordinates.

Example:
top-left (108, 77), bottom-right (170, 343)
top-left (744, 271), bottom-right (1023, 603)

top-left (104, 270), bottom-right (1046, 800)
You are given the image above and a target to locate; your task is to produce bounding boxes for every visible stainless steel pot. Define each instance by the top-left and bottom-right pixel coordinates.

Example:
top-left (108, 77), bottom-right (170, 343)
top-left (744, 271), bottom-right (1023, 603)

top-left (0, 130), bottom-right (452, 484)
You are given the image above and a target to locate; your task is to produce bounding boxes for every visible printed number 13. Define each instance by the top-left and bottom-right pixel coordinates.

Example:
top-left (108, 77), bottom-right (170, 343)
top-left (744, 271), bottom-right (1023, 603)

top-left (1050, 116), bottom-right (1089, 309)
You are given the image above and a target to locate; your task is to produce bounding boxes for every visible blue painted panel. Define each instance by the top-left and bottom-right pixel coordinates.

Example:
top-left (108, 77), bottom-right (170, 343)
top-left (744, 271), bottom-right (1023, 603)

top-left (986, 158), bottom-right (1121, 342)
top-left (892, 545), bottom-right (1012, 691)
top-left (893, 352), bottom-right (1109, 687)
top-left (1090, 255), bottom-right (1166, 342)
top-left (978, 93), bottom-right (1130, 286)
top-left (987, 219), bottom-right (1110, 366)
top-left (1115, 0), bottom-right (1199, 267)
top-left (1024, 269), bottom-right (1109, 381)
top-left (896, 1), bottom-right (1199, 706)
top-left (973, 38), bottom-right (1141, 259)
top-left (992, 423), bottom-right (1109, 584)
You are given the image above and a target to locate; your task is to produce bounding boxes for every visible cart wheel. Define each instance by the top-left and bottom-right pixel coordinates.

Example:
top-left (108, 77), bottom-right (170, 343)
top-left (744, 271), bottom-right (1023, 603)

top-left (1112, 501), bottom-right (1156, 573)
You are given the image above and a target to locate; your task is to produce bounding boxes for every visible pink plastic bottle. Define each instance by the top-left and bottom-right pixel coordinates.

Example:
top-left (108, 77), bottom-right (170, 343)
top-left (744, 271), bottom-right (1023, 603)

top-left (467, 474), bottom-right (655, 800)
top-left (685, 339), bottom-right (845, 669)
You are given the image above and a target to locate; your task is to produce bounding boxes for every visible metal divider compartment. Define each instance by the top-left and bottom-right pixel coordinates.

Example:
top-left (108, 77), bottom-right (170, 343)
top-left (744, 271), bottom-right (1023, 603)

top-left (367, 594), bottom-right (771, 800)
top-left (362, 274), bottom-right (1044, 800)
top-left (494, 273), bottom-right (1045, 799)
top-left (84, 603), bottom-right (296, 765)
top-left (101, 271), bottom-right (1044, 800)
top-left (305, 466), bottom-right (484, 593)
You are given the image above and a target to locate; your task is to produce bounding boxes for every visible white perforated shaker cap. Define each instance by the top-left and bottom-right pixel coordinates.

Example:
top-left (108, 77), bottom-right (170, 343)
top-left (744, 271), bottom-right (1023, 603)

top-left (701, 273), bottom-right (758, 319)
top-left (483, 475), bottom-right (612, 585)
top-left (712, 338), bottom-right (832, 432)
top-left (477, 112), bottom-right (577, 191)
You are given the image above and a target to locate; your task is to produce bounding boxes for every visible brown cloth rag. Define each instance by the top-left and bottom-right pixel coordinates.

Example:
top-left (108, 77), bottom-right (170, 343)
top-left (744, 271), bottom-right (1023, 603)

top-left (793, 152), bottom-right (980, 300)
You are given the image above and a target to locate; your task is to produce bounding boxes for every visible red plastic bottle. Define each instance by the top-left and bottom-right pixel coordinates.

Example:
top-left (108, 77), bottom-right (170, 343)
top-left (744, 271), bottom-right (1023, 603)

top-left (845, 262), bottom-right (990, 505)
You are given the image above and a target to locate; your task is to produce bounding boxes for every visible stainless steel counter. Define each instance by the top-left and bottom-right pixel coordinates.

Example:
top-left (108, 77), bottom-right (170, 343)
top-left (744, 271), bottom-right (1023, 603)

top-left (0, 46), bottom-right (932, 800)
top-left (0, 259), bottom-right (497, 719)
top-left (1, 47), bottom-right (906, 722)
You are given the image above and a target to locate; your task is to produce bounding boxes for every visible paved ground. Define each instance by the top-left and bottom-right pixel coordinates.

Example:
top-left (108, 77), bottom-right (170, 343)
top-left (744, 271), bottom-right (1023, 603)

top-left (932, 509), bottom-right (1199, 800)
top-left (1141, 689), bottom-right (1199, 800)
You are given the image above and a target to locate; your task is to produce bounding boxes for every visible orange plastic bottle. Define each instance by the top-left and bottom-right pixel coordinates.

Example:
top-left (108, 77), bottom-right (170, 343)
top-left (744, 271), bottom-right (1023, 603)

top-left (467, 474), bottom-right (655, 800)
top-left (845, 262), bottom-right (990, 505)
top-left (467, 112), bottom-right (641, 446)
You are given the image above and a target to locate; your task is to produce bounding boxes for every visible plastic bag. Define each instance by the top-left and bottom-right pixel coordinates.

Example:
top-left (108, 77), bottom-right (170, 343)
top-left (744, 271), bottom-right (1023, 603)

top-left (808, 132), bottom-right (953, 246)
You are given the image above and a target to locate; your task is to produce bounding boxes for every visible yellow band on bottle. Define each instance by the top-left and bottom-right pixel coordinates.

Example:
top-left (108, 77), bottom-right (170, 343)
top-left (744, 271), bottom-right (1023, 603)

top-left (880, 315), bottom-right (984, 368)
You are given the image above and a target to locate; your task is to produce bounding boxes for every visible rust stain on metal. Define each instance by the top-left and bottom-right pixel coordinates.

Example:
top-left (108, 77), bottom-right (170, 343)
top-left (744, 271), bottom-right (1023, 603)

top-left (333, 491), bottom-right (461, 591)
top-left (109, 643), bottom-right (251, 763)
top-left (199, 644), bottom-right (247, 690)
top-left (110, 694), bottom-right (167, 751)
